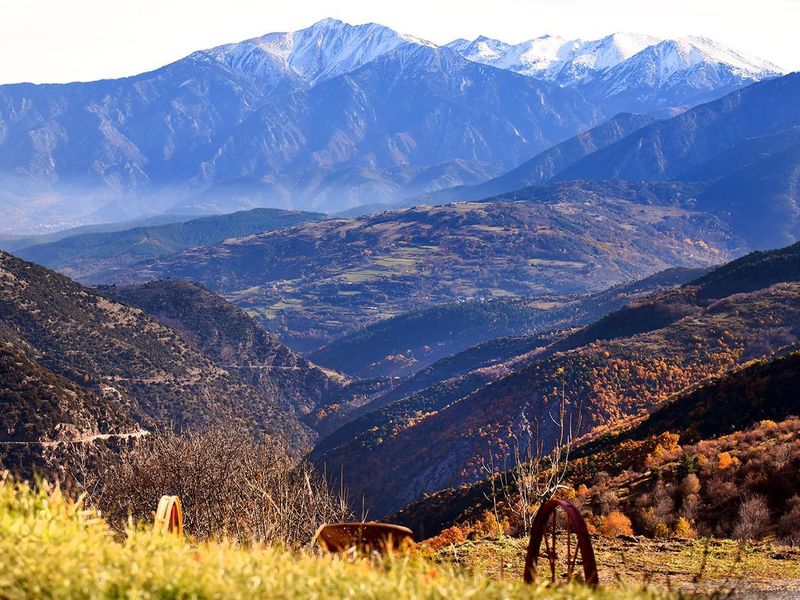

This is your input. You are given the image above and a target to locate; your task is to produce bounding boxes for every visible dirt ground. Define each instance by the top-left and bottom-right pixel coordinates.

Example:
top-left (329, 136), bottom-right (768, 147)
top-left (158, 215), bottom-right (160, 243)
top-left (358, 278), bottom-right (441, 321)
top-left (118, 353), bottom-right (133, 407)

top-left (431, 535), bottom-right (800, 598)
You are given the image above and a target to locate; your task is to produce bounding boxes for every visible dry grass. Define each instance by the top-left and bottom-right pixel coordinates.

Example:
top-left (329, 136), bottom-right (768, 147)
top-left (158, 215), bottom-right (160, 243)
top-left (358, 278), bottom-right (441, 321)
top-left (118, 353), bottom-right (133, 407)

top-left (428, 535), bottom-right (800, 596)
top-left (0, 478), bottom-right (679, 600)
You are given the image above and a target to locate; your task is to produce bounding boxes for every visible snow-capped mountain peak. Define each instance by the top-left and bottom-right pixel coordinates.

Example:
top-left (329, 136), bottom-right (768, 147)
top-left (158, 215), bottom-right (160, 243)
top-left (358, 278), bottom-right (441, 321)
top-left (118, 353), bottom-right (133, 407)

top-left (447, 32), bottom-right (659, 80)
top-left (448, 31), bottom-right (783, 89)
top-left (597, 36), bottom-right (786, 98)
top-left (680, 36), bottom-right (783, 77)
top-left (205, 18), bottom-right (435, 88)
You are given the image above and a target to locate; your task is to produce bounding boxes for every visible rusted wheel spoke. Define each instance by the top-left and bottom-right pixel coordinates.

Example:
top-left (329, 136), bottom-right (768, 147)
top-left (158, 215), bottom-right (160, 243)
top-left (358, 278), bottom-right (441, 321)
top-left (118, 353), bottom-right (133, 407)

top-left (524, 499), bottom-right (598, 587)
top-left (549, 512), bottom-right (557, 582)
top-left (566, 517), bottom-right (574, 580)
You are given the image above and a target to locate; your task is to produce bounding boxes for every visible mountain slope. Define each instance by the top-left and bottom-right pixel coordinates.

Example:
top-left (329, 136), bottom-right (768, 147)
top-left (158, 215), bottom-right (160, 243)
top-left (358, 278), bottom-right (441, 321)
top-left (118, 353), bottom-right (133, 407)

top-left (0, 251), bottom-right (313, 446)
top-left (0, 214), bottom-right (196, 253)
top-left (408, 112), bottom-right (657, 206)
top-left (197, 42), bottom-right (603, 193)
top-left (314, 242), bottom-right (800, 516)
top-left (100, 279), bottom-right (353, 429)
top-left (0, 337), bottom-right (137, 444)
top-left (609, 347), bottom-right (800, 447)
top-left (557, 72), bottom-right (800, 182)
top-left (688, 127), bottom-right (800, 249)
top-left (391, 347), bottom-right (800, 539)
top-left (16, 208), bottom-right (323, 282)
top-left (110, 192), bottom-right (731, 351)
top-left (309, 265), bottom-right (703, 379)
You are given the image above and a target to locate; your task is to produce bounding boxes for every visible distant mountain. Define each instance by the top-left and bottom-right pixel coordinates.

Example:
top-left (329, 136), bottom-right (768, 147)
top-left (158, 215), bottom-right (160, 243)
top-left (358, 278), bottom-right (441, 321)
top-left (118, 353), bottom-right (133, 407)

top-left (538, 73), bottom-right (800, 249)
top-left (189, 42), bottom-right (601, 198)
top-left (107, 189), bottom-right (731, 352)
top-left (314, 242), bottom-right (800, 516)
top-left (447, 33), bottom-right (659, 81)
top-left (409, 112), bottom-right (657, 206)
top-left (16, 208), bottom-right (323, 282)
top-left (686, 127), bottom-right (800, 250)
top-left (558, 73), bottom-right (800, 181)
top-left (0, 214), bottom-right (196, 253)
top-left (206, 18), bottom-right (435, 87)
top-left (0, 19), bottom-right (780, 232)
top-left (0, 251), bottom-right (325, 448)
top-left (449, 33), bottom-right (783, 114)
top-left (0, 19), bottom-right (602, 230)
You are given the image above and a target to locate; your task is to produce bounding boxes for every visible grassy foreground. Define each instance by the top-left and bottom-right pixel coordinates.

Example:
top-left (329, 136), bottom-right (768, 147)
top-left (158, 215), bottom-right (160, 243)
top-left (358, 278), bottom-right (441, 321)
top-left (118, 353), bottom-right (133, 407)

top-left (0, 479), bottom-right (677, 600)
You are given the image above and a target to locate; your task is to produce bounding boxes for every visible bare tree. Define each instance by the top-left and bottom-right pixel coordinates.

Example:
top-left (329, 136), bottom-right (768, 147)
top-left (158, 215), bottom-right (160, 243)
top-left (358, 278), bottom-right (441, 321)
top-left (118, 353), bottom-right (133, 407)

top-left (67, 428), bottom-right (351, 547)
top-left (501, 369), bottom-right (582, 534)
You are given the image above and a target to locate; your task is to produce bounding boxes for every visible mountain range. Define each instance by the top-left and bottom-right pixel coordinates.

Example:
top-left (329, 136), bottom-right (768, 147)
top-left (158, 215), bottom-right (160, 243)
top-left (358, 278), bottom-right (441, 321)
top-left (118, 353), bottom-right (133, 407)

top-left (0, 19), bottom-right (784, 232)
top-left (402, 72), bottom-right (800, 251)
top-left (449, 33), bottom-right (781, 112)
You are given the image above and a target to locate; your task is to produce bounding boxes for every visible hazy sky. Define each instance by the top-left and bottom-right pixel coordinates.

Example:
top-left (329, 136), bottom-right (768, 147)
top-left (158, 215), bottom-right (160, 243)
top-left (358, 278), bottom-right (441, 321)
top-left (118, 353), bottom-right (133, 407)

top-left (2, 0), bottom-right (798, 84)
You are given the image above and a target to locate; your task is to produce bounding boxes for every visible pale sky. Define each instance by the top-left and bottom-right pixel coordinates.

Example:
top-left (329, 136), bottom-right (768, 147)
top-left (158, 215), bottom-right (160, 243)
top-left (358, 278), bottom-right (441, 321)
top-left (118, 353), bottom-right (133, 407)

top-left (2, 0), bottom-right (798, 84)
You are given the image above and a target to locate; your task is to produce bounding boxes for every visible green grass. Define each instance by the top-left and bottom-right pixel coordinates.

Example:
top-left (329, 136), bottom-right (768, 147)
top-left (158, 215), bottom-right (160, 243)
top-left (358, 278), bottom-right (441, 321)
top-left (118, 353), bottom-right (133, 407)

top-left (0, 479), bottom-right (677, 599)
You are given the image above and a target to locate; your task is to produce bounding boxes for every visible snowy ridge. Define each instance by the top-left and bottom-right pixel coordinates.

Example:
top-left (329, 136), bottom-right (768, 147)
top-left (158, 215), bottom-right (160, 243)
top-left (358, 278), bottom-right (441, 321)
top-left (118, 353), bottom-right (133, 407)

top-left (199, 18), bottom-right (783, 99)
top-left (448, 32), bottom-right (784, 86)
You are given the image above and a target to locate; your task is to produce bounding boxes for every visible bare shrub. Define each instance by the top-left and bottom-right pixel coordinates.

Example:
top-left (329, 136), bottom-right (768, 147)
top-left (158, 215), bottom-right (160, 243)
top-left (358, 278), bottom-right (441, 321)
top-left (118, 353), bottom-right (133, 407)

top-left (681, 493), bottom-right (700, 522)
top-left (653, 480), bottom-right (675, 525)
top-left (734, 495), bottom-right (770, 541)
top-left (680, 474), bottom-right (701, 497)
top-left (77, 428), bottom-right (350, 546)
top-left (635, 506), bottom-right (659, 536)
top-left (777, 495), bottom-right (800, 546)
top-left (597, 488), bottom-right (620, 516)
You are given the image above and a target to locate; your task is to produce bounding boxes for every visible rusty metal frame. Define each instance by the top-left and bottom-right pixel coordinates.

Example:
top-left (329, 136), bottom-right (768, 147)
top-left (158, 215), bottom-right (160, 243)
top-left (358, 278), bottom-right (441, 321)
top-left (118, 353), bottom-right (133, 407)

top-left (314, 522), bottom-right (414, 554)
top-left (524, 499), bottom-right (598, 586)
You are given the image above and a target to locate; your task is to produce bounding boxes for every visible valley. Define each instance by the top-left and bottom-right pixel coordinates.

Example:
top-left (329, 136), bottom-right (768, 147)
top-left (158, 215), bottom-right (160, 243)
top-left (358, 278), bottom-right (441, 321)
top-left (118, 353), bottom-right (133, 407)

top-left (104, 192), bottom-right (731, 351)
top-left (2, 12), bottom-right (800, 599)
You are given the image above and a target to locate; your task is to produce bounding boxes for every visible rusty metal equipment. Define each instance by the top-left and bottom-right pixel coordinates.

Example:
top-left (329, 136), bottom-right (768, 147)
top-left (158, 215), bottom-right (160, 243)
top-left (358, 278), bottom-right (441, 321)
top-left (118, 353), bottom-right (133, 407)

top-left (154, 495), bottom-right (184, 538)
top-left (523, 499), bottom-right (598, 586)
top-left (314, 522), bottom-right (415, 554)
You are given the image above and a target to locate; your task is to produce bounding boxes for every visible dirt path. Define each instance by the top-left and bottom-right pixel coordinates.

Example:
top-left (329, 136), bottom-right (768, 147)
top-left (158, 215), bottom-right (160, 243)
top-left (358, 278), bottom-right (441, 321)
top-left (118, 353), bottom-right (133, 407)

top-left (1, 429), bottom-right (149, 447)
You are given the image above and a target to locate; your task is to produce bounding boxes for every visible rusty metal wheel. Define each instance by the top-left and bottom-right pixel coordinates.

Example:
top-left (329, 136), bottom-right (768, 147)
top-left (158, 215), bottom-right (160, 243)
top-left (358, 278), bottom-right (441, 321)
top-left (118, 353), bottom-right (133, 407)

top-left (154, 495), bottom-right (184, 537)
top-left (523, 499), bottom-right (598, 586)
